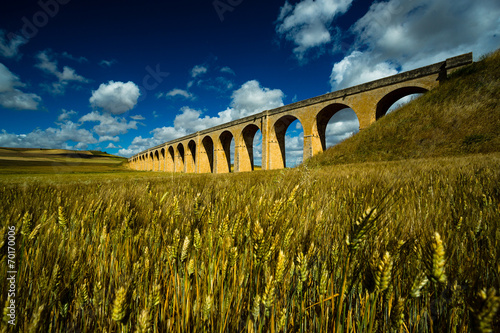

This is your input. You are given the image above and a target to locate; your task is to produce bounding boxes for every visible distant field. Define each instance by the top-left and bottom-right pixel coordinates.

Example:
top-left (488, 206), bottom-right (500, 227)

top-left (0, 147), bottom-right (128, 174)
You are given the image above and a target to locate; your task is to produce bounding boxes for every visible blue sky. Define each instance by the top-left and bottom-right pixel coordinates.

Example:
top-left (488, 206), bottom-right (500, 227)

top-left (0, 0), bottom-right (498, 165)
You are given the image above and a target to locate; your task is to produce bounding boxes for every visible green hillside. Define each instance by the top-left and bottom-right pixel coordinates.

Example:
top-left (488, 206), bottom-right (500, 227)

top-left (306, 50), bottom-right (500, 167)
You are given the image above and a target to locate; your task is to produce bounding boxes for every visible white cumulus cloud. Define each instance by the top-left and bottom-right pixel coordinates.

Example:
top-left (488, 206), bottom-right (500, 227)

top-left (191, 65), bottom-right (208, 78)
top-left (276, 0), bottom-right (353, 58)
top-left (230, 80), bottom-right (285, 118)
top-left (58, 109), bottom-right (77, 122)
top-left (90, 81), bottom-right (141, 115)
top-left (0, 121), bottom-right (97, 149)
top-left (35, 51), bottom-right (88, 94)
top-left (330, 51), bottom-right (398, 89)
top-left (164, 88), bottom-right (194, 99)
top-left (0, 30), bottom-right (27, 59)
top-left (79, 111), bottom-right (138, 137)
top-left (330, 0), bottom-right (500, 90)
top-left (119, 80), bottom-right (285, 157)
top-left (0, 63), bottom-right (41, 110)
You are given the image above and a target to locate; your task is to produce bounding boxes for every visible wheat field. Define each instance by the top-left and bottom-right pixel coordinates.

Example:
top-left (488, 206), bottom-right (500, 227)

top-left (1, 153), bottom-right (499, 332)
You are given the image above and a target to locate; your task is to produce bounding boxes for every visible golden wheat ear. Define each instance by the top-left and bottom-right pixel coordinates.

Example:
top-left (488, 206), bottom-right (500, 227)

top-left (390, 297), bottom-right (405, 332)
top-left (347, 206), bottom-right (379, 254)
top-left (111, 286), bottom-right (129, 323)
top-left (374, 251), bottom-right (393, 292)
top-left (424, 232), bottom-right (447, 284)
top-left (136, 308), bottom-right (150, 333)
top-left (471, 288), bottom-right (500, 333)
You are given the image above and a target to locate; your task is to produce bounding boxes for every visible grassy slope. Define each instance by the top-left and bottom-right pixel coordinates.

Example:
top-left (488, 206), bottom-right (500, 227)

top-left (306, 51), bottom-right (500, 167)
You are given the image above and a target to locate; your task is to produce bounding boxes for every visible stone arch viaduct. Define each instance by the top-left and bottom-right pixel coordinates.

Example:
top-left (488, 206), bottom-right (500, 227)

top-left (128, 53), bottom-right (472, 173)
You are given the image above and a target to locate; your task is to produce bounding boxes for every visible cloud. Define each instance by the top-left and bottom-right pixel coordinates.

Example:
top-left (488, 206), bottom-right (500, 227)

top-left (195, 76), bottom-right (235, 93)
top-left (324, 108), bottom-right (359, 146)
top-left (0, 63), bottom-right (41, 110)
top-left (230, 80), bottom-right (284, 118)
top-left (99, 136), bottom-right (120, 143)
top-left (74, 142), bottom-right (89, 150)
top-left (119, 80), bottom-right (285, 157)
top-left (61, 52), bottom-right (88, 63)
top-left (283, 132), bottom-right (304, 167)
top-left (89, 81), bottom-right (140, 115)
top-left (0, 63), bottom-right (23, 93)
top-left (79, 111), bottom-right (138, 137)
top-left (191, 65), bottom-right (208, 78)
top-left (276, 0), bottom-right (353, 59)
top-left (330, 51), bottom-right (398, 89)
top-left (35, 51), bottom-right (88, 94)
top-left (105, 143), bottom-right (118, 149)
top-left (58, 109), bottom-right (77, 122)
top-left (162, 88), bottom-right (194, 99)
top-left (130, 114), bottom-right (145, 120)
top-left (330, 0), bottom-right (500, 90)
top-left (0, 121), bottom-right (97, 149)
top-left (118, 134), bottom-right (166, 157)
top-left (0, 30), bottom-right (27, 59)
top-left (0, 90), bottom-right (42, 110)
top-left (220, 66), bottom-right (235, 75)
top-left (99, 59), bottom-right (117, 67)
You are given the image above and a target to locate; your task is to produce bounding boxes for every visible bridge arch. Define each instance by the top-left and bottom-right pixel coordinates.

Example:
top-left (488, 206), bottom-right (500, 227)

top-left (175, 143), bottom-right (185, 172)
top-left (315, 103), bottom-right (359, 151)
top-left (146, 151), bottom-right (153, 171)
top-left (218, 130), bottom-right (235, 173)
top-left (167, 146), bottom-right (175, 172)
top-left (270, 115), bottom-right (304, 169)
top-left (154, 150), bottom-right (160, 171)
top-left (239, 124), bottom-right (262, 172)
top-left (376, 86), bottom-right (428, 119)
top-left (186, 140), bottom-right (196, 173)
top-left (160, 148), bottom-right (165, 171)
top-left (199, 135), bottom-right (214, 173)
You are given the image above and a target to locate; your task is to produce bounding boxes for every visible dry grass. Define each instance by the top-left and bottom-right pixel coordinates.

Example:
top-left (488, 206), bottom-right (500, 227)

top-left (307, 50), bottom-right (500, 167)
top-left (1, 152), bottom-right (499, 332)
